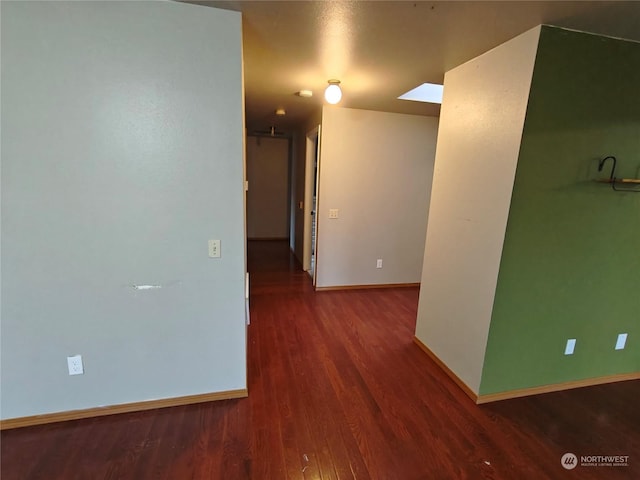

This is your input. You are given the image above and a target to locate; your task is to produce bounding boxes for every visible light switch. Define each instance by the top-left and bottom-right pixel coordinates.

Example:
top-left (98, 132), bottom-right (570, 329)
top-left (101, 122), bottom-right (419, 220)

top-left (329, 209), bottom-right (339, 219)
top-left (208, 239), bottom-right (221, 258)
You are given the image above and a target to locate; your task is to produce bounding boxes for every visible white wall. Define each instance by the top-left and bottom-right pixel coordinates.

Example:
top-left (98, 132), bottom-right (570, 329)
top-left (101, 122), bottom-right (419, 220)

top-left (316, 107), bottom-right (438, 288)
top-left (246, 136), bottom-right (290, 239)
top-left (414, 26), bottom-right (541, 394)
top-left (1, 1), bottom-right (246, 419)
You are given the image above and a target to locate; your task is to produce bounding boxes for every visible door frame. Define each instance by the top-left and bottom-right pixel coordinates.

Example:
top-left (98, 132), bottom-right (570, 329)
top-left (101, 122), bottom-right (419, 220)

top-left (303, 125), bottom-right (321, 285)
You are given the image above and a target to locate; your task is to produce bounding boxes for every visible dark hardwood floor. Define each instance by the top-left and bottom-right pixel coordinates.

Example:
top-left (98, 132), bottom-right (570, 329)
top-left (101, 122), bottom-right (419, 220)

top-left (2, 240), bottom-right (638, 479)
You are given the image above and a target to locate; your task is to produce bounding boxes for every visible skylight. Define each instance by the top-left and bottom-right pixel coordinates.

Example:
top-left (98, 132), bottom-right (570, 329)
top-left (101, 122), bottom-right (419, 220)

top-left (398, 83), bottom-right (444, 104)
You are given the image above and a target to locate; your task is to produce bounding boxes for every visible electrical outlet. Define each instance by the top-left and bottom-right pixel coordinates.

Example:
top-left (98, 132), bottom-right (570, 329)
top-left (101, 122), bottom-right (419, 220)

top-left (67, 355), bottom-right (84, 375)
top-left (376, 259), bottom-right (383, 269)
top-left (329, 209), bottom-right (339, 219)
top-left (208, 239), bottom-right (221, 258)
top-left (615, 333), bottom-right (628, 350)
top-left (564, 339), bottom-right (576, 355)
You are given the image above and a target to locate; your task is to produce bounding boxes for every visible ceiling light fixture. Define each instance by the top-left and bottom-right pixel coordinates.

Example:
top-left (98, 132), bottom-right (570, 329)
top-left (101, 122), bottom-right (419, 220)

top-left (296, 90), bottom-right (313, 98)
top-left (275, 108), bottom-right (286, 116)
top-left (324, 80), bottom-right (342, 105)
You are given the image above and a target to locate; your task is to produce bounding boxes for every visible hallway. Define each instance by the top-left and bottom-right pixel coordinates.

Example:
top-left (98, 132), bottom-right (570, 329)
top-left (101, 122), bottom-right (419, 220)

top-left (1, 240), bottom-right (638, 479)
top-left (245, 240), bottom-right (439, 477)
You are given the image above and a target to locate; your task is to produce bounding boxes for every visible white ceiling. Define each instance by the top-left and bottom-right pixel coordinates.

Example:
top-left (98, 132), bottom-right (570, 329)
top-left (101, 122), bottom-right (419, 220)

top-left (184, 1), bottom-right (640, 134)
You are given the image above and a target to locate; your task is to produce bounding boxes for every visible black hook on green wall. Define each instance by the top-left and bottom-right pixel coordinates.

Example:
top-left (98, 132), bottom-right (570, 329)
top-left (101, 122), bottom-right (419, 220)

top-left (597, 156), bottom-right (640, 192)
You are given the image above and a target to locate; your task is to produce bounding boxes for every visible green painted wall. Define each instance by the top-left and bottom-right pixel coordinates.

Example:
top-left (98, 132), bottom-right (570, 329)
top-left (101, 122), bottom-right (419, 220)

top-left (480, 26), bottom-right (640, 395)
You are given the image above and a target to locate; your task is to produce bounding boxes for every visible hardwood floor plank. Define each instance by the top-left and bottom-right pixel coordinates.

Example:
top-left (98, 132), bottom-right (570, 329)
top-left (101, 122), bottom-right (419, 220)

top-left (2, 240), bottom-right (638, 479)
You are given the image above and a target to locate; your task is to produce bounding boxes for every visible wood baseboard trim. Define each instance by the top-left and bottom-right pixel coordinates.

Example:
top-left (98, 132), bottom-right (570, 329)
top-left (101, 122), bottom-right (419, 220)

top-left (412, 336), bottom-right (640, 404)
top-left (316, 282), bottom-right (420, 292)
top-left (476, 372), bottom-right (640, 404)
top-left (0, 388), bottom-right (248, 430)
top-left (412, 336), bottom-right (479, 403)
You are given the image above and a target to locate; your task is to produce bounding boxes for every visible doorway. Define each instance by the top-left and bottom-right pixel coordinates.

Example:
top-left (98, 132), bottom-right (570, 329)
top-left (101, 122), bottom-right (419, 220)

top-left (246, 135), bottom-right (290, 240)
top-left (303, 126), bottom-right (321, 285)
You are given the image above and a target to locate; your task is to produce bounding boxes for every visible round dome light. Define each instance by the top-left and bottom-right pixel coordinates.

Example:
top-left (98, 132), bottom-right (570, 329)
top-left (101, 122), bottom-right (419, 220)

top-left (324, 80), bottom-right (342, 104)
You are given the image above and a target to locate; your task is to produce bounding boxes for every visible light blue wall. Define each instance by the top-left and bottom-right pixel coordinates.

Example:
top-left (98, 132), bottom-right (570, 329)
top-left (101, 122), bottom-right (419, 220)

top-left (1, 1), bottom-right (246, 419)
